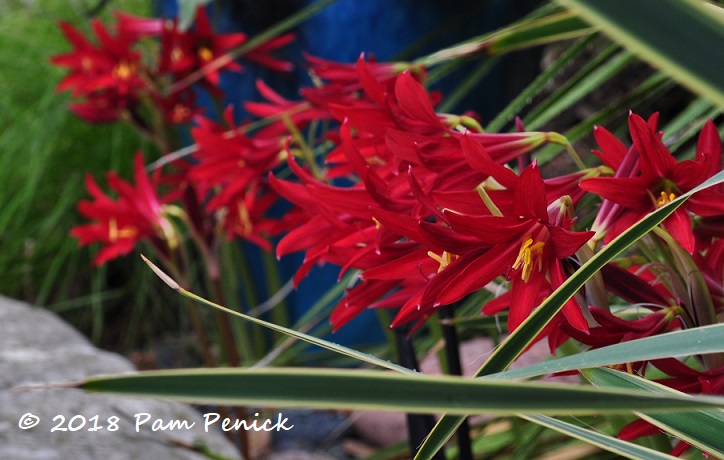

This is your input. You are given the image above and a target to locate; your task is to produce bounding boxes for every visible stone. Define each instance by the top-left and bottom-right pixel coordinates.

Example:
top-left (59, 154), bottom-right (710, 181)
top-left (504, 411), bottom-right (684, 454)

top-left (0, 295), bottom-right (241, 460)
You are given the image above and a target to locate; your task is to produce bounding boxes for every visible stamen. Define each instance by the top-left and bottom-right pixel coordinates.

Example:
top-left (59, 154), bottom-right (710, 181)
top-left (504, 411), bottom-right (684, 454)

top-left (171, 47), bottom-right (184, 63)
top-left (512, 238), bottom-right (545, 282)
top-left (112, 61), bottom-right (134, 80)
top-left (656, 191), bottom-right (677, 208)
top-left (427, 251), bottom-right (456, 273)
top-left (198, 47), bottom-right (213, 62)
top-left (475, 183), bottom-right (503, 217)
top-left (108, 218), bottom-right (137, 242)
top-left (171, 104), bottom-right (191, 123)
top-left (237, 203), bottom-right (253, 235)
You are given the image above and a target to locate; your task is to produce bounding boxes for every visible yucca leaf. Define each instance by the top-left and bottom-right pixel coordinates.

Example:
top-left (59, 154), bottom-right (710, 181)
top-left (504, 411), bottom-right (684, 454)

top-left (487, 324), bottom-right (724, 381)
top-left (584, 368), bottom-right (724, 457)
top-left (75, 367), bottom-right (724, 415)
top-left (521, 414), bottom-right (678, 460)
top-left (555, 0), bottom-right (724, 108)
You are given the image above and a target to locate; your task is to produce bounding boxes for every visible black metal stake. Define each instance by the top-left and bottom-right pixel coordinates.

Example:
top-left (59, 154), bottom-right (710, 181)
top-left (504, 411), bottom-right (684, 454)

top-left (440, 305), bottom-right (474, 460)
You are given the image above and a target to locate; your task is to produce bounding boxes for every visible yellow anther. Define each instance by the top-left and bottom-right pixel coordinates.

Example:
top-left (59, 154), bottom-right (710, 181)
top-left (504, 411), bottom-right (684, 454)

top-left (237, 203), bottom-right (253, 235)
top-left (171, 104), bottom-right (191, 123)
top-left (372, 217), bottom-right (381, 230)
top-left (427, 251), bottom-right (456, 273)
top-left (112, 61), bottom-right (133, 80)
top-left (198, 46), bottom-right (214, 62)
top-left (656, 191), bottom-right (677, 208)
top-left (512, 238), bottom-right (545, 282)
top-left (171, 47), bottom-right (184, 63)
top-left (108, 218), bottom-right (137, 242)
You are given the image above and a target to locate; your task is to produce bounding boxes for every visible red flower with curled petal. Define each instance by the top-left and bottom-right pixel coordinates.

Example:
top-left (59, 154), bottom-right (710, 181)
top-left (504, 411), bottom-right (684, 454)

top-left (71, 153), bottom-right (182, 265)
top-left (51, 19), bottom-right (146, 121)
top-left (581, 114), bottom-right (724, 253)
top-left (384, 141), bottom-right (594, 333)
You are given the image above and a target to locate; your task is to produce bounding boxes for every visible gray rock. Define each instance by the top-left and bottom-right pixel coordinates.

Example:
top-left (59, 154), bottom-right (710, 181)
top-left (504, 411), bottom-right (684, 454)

top-left (0, 295), bottom-right (242, 460)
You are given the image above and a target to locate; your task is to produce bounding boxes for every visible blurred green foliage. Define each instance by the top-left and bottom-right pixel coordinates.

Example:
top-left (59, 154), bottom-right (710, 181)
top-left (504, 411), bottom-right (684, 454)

top-left (0, 0), bottom-right (181, 350)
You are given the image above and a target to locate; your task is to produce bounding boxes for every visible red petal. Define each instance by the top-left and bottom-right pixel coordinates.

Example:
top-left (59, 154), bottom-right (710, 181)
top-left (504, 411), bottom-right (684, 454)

top-left (579, 177), bottom-right (651, 209)
top-left (513, 162), bottom-right (547, 219)
top-left (394, 71), bottom-right (443, 129)
top-left (549, 259), bottom-right (588, 332)
top-left (508, 271), bottom-right (546, 331)
top-left (592, 125), bottom-right (627, 169)
top-left (662, 207), bottom-right (695, 254)
top-left (443, 211), bottom-right (531, 243)
top-left (618, 418), bottom-right (660, 441)
top-left (460, 135), bottom-right (518, 188)
top-left (425, 244), bottom-right (518, 308)
top-left (697, 119), bottom-right (722, 171)
top-left (356, 54), bottom-right (388, 108)
top-left (629, 113), bottom-right (676, 178)
top-left (547, 226), bottom-right (594, 259)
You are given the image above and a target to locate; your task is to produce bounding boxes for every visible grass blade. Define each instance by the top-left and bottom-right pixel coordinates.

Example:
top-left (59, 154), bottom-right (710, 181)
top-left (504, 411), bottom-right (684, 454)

top-left (140, 256), bottom-right (414, 375)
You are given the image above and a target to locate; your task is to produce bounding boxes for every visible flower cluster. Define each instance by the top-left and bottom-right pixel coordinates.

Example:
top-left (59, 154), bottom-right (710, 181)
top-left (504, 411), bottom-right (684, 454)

top-left (56, 7), bottom-right (724, 457)
top-left (52, 7), bottom-right (293, 124)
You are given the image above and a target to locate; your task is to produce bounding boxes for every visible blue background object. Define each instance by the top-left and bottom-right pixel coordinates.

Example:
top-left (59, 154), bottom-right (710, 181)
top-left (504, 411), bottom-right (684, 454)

top-left (157, 0), bottom-right (539, 347)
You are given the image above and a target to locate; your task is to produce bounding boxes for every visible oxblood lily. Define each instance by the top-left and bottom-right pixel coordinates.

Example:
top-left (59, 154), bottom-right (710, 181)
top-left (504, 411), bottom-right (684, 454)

top-left (187, 107), bottom-right (288, 245)
top-left (391, 157), bottom-right (594, 333)
top-left (71, 153), bottom-right (181, 265)
top-left (52, 20), bottom-right (145, 97)
top-left (160, 7), bottom-right (246, 86)
top-left (581, 114), bottom-right (724, 253)
top-left (51, 19), bottom-right (147, 122)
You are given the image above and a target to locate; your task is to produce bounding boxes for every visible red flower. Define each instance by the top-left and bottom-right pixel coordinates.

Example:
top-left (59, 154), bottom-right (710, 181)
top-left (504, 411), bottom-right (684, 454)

top-left (71, 153), bottom-right (181, 265)
top-left (187, 107), bottom-right (289, 248)
top-left (51, 19), bottom-right (147, 121)
top-left (160, 7), bottom-right (293, 88)
top-left (581, 114), bottom-right (724, 253)
top-left (387, 149), bottom-right (594, 333)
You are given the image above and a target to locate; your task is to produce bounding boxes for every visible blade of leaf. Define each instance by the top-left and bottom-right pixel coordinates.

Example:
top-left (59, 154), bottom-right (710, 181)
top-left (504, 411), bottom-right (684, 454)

top-left (524, 49), bottom-right (635, 131)
top-left (555, 0), bottom-right (724, 108)
top-left (140, 256), bottom-right (414, 375)
top-left (415, 170), bottom-right (724, 459)
top-left (583, 367), bottom-right (724, 457)
top-left (521, 414), bottom-right (678, 460)
top-left (533, 71), bottom-right (673, 165)
top-left (488, 324), bottom-right (724, 381)
top-left (416, 11), bottom-right (593, 67)
top-left (487, 34), bottom-right (597, 133)
top-left (75, 367), bottom-right (724, 415)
